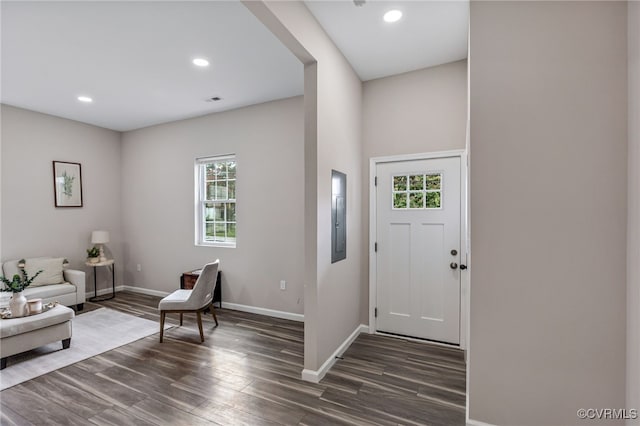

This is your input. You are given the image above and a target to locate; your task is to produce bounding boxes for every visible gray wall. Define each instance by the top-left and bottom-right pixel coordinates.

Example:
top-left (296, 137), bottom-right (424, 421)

top-left (628, 2), bottom-right (640, 423)
top-left (120, 96), bottom-right (305, 314)
top-left (362, 60), bottom-right (467, 158)
top-left (361, 60), bottom-right (468, 323)
top-left (244, 1), bottom-right (364, 373)
top-left (469, 2), bottom-right (627, 425)
top-left (1, 104), bottom-right (123, 293)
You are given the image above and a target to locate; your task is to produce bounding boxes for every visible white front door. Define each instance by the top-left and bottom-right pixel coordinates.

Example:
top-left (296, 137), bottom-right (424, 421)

top-left (375, 156), bottom-right (462, 344)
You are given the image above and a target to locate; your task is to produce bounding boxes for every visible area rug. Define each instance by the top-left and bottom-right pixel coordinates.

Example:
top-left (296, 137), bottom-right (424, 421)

top-left (0, 307), bottom-right (168, 390)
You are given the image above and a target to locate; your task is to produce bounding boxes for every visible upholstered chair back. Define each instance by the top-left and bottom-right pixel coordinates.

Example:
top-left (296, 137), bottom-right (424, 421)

top-left (187, 260), bottom-right (219, 310)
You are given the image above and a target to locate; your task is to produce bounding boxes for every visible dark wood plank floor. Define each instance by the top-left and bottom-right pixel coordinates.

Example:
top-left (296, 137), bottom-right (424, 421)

top-left (0, 292), bottom-right (466, 425)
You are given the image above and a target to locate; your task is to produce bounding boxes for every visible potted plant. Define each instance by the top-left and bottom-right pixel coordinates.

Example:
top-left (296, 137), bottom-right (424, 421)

top-left (87, 246), bottom-right (100, 264)
top-left (1, 268), bottom-right (43, 317)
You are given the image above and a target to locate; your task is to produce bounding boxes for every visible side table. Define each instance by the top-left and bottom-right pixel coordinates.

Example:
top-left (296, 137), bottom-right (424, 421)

top-left (86, 260), bottom-right (115, 302)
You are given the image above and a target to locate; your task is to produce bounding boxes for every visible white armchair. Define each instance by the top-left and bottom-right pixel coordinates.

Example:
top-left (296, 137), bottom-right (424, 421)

top-left (158, 260), bottom-right (220, 342)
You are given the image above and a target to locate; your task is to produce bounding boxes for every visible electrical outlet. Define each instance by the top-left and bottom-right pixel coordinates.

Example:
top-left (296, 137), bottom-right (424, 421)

top-left (137, 264), bottom-right (142, 272)
top-left (280, 280), bottom-right (286, 290)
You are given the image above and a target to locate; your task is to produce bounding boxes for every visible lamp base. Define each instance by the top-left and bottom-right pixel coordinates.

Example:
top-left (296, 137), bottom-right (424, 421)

top-left (99, 245), bottom-right (107, 263)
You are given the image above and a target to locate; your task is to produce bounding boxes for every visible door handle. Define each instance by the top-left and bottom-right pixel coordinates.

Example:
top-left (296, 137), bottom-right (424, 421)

top-left (450, 262), bottom-right (458, 270)
top-left (460, 264), bottom-right (467, 270)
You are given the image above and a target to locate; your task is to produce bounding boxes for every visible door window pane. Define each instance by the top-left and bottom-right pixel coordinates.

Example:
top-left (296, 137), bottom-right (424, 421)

top-left (409, 175), bottom-right (424, 191)
top-left (409, 192), bottom-right (424, 209)
top-left (426, 174), bottom-right (441, 190)
top-left (393, 175), bottom-right (407, 191)
top-left (426, 192), bottom-right (441, 208)
top-left (394, 192), bottom-right (407, 209)
top-left (392, 172), bottom-right (442, 209)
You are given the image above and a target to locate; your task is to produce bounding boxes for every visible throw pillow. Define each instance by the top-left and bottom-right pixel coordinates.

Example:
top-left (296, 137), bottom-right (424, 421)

top-left (24, 257), bottom-right (65, 287)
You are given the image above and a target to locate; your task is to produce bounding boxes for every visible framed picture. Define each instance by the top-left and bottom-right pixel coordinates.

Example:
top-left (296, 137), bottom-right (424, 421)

top-left (52, 161), bottom-right (83, 207)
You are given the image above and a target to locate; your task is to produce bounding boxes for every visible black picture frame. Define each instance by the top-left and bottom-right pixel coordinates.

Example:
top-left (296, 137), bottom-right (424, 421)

top-left (53, 161), bottom-right (83, 207)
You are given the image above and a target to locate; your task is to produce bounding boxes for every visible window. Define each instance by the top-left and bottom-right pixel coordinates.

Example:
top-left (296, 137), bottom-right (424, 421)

top-left (392, 173), bottom-right (442, 209)
top-left (195, 155), bottom-right (236, 247)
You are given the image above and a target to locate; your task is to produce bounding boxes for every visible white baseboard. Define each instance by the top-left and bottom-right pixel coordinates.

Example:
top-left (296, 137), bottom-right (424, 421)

top-left (86, 285), bottom-right (126, 299)
top-left (221, 302), bottom-right (304, 322)
top-left (120, 285), bottom-right (170, 298)
top-left (85, 285), bottom-right (169, 299)
top-left (87, 287), bottom-right (304, 323)
top-left (467, 419), bottom-right (497, 426)
top-left (301, 324), bottom-right (369, 383)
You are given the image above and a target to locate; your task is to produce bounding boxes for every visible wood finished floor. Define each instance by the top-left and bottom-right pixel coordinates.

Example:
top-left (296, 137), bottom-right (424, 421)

top-left (0, 292), bottom-right (466, 425)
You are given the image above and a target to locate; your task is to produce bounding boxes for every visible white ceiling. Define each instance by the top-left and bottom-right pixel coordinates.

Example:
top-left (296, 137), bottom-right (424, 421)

top-left (306, 1), bottom-right (468, 81)
top-left (1, 1), bottom-right (469, 132)
top-left (1, 1), bottom-right (304, 131)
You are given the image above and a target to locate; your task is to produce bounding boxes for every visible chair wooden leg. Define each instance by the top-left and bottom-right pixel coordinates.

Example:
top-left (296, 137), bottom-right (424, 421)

top-left (197, 311), bottom-right (204, 342)
top-left (180, 313), bottom-right (183, 326)
top-left (160, 311), bottom-right (166, 343)
top-left (211, 303), bottom-right (218, 326)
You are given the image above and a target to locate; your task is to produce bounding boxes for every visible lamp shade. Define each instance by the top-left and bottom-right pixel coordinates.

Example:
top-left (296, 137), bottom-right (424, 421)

top-left (91, 230), bottom-right (110, 244)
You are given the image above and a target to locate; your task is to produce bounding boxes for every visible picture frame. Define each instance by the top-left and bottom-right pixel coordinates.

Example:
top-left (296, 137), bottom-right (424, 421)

top-left (52, 161), bottom-right (83, 207)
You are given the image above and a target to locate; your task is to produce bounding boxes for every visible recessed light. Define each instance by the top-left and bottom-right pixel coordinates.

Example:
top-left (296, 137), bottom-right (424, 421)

top-left (77, 96), bottom-right (93, 103)
top-left (383, 10), bottom-right (402, 23)
top-left (193, 58), bottom-right (209, 67)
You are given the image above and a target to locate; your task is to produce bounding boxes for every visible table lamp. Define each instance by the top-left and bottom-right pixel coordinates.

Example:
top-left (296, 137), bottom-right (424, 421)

top-left (91, 230), bottom-right (110, 262)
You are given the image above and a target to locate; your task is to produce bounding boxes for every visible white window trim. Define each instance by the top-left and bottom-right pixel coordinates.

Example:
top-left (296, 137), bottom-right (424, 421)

top-left (194, 154), bottom-right (237, 248)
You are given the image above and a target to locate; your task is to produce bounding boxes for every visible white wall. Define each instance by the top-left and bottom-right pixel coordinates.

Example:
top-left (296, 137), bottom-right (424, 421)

top-left (469, 2), bottom-right (627, 425)
top-left (1, 105), bottom-right (123, 292)
top-left (243, 0), bottom-right (364, 375)
top-left (628, 1), bottom-right (640, 424)
top-left (120, 96), bottom-right (305, 314)
top-left (361, 60), bottom-right (468, 323)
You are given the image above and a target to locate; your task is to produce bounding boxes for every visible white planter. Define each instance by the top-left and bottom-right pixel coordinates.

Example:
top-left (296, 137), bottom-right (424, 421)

top-left (10, 291), bottom-right (28, 317)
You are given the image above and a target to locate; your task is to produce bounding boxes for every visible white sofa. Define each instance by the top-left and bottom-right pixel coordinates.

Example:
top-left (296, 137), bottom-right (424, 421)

top-left (1, 258), bottom-right (86, 311)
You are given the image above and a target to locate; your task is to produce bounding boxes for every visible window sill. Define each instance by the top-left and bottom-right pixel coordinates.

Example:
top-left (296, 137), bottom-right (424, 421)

top-left (196, 242), bottom-right (236, 249)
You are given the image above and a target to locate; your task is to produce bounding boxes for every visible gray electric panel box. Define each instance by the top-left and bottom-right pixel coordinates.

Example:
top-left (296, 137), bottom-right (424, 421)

top-left (331, 170), bottom-right (347, 263)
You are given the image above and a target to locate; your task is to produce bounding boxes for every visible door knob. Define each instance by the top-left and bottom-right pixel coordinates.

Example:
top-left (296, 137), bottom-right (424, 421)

top-left (450, 262), bottom-right (458, 270)
top-left (460, 264), bottom-right (467, 270)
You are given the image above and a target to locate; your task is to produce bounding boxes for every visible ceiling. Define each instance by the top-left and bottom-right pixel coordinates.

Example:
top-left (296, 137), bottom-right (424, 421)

top-left (1, 1), bottom-right (469, 132)
top-left (305, 1), bottom-right (469, 81)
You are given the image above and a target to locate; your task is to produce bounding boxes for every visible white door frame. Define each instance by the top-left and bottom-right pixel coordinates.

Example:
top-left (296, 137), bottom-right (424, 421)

top-left (369, 149), bottom-right (469, 350)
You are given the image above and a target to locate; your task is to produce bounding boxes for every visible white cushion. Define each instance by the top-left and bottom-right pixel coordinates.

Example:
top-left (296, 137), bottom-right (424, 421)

top-left (23, 283), bottom-right (76, 299)
top-left (158, 289), bottom-right (193, 311)
top-left (0, 305), bottom-right (74, 338)
top-left (1, 258), bottom-right (48, 281)
top-left (24, 258), bottom-right (65, 287)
